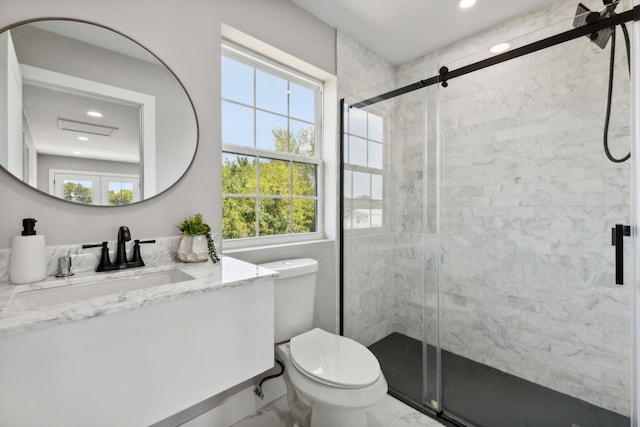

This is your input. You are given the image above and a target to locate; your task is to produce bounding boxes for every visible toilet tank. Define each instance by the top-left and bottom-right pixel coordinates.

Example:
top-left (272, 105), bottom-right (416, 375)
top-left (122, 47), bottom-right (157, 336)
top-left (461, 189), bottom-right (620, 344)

top-left (259, 258), bottom-right (318, 343)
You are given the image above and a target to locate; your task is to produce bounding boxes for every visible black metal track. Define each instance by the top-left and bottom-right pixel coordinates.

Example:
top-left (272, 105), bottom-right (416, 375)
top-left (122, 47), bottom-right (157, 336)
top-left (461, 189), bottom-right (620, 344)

top-left (350, 5), bottom-right (639, 108)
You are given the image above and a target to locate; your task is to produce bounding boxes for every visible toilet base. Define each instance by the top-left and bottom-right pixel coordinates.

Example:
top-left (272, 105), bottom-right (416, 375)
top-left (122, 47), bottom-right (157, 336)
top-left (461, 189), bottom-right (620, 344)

top-left (276, 341), bottom-right (387, 427)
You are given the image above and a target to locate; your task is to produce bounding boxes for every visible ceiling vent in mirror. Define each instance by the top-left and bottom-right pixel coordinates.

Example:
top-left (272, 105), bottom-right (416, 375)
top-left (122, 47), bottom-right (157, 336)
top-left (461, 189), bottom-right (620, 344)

top-left (57, 118), bottom-right (118, 136)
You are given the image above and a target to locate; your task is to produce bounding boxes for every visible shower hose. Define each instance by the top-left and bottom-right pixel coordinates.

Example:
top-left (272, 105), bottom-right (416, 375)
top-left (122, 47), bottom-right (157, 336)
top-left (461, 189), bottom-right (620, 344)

top-left (603, 22), bottom-right (631, 163)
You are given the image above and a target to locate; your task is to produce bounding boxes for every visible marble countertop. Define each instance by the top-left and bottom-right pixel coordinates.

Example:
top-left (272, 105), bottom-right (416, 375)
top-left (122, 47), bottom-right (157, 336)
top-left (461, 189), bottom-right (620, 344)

top-left (0, 256), bottom-right (277, 338)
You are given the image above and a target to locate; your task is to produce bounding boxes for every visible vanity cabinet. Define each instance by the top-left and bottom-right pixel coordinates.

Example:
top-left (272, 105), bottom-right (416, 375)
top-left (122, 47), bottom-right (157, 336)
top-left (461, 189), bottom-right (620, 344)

top-left (0, 276), bottom-right (274, 427)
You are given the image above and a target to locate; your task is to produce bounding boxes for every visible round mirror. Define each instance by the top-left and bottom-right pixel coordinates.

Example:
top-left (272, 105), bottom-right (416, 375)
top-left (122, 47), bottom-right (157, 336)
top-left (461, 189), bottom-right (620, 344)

top-left (0, 19), bottom-right (198, 206)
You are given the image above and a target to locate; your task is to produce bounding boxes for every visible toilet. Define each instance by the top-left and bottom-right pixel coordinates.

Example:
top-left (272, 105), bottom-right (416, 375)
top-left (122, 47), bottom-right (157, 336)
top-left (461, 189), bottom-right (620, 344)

top-left (259, 258), bottom-right (387, 427)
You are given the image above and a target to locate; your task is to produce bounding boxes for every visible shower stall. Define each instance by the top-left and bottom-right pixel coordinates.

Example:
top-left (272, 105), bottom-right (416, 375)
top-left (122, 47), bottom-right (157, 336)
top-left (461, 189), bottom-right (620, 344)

top-left (340, 1), bottom-right (639, 426)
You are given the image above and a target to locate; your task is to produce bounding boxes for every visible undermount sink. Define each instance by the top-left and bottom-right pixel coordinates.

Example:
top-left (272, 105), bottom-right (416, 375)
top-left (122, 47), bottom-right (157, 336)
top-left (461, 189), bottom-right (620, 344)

top-left (7, 268), bottom-right (195, 314)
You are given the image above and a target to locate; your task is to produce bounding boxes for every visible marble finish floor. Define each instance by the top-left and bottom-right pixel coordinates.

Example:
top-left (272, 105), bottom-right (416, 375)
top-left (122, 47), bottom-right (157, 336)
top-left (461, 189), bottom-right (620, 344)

top-left (232, 394), bottom-right (444, 427)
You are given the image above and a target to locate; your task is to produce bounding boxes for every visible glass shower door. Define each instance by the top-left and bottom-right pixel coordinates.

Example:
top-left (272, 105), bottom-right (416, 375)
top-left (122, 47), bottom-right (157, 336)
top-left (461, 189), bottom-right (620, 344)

top-left (342, 67), bottom-right (440, 414)
top-left (436, 13), bottom-right (633, 427)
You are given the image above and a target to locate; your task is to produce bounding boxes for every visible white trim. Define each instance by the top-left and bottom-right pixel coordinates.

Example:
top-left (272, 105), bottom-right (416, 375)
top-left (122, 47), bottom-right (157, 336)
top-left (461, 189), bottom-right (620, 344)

top-left (223, 42), bottom-right (322, 90)
top-left (222, 144), bottom-right (321, 165)
top-left (223, 232), bottom-right (324, 251)
top-left (220, 24), bottom-right (337, 246)
top-left (221, 23), bottom-right (335, 83)
top-left (19, 64), bottom-right (156, 198)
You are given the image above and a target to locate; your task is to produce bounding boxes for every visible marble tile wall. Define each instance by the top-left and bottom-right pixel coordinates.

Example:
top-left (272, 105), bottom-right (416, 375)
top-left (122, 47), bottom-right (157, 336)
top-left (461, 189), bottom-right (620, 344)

top-left (338, 32), bottom-right (398, 347)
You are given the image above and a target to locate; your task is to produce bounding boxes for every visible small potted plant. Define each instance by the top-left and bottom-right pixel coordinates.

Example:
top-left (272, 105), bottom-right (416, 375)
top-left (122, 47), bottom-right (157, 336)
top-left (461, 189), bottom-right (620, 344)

top-left (177, 213), bottom-right (220, 263)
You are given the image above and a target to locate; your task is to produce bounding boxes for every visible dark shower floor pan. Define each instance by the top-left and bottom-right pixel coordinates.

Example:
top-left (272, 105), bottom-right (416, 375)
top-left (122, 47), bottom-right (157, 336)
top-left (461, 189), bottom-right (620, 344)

top-left (368, 332), bottom-right (629, 427)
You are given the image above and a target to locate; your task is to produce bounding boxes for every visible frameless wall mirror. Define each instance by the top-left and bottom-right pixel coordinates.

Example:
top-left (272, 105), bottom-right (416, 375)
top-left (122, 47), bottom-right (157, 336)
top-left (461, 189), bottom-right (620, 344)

top-left (0, 19), bottom-right (198, 206)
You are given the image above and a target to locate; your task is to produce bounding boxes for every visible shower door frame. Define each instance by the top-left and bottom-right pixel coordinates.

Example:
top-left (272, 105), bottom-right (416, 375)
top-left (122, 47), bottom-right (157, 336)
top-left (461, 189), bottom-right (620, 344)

top-left (340, 5), bottom-right (640, 426)
top-left (632, 3), bottom-right (640, 426)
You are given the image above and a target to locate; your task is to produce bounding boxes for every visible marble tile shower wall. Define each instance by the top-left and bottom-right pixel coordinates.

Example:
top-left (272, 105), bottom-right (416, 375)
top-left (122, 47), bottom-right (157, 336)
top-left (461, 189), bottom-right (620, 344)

top-left (338, 32), bottom-right (397, 346)
top-left (392, 0), bottom-right (632, 415)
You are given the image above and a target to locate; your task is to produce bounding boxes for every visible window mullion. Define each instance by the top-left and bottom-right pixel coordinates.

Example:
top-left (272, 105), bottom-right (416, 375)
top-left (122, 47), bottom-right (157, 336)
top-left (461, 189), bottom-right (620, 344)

top-left (289, 161), bottom-right (293, 234)
top-left (253, 66), bottom-right (260, 238)
top-left (256, 155), bottom-right (261, 238)
top-left (223, 145), bottom-right (319, 165)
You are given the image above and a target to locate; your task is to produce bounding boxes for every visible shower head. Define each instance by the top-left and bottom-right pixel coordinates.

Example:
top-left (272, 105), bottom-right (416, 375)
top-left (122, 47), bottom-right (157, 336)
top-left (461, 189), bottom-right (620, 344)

top-left (572, 2), bottom-right (614, 49)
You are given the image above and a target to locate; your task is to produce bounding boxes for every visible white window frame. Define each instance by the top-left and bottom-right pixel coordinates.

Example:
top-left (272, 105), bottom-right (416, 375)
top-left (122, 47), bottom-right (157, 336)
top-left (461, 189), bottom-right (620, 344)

top-left (343, 106), bottom-right (386, 233)
top-left (221, 42), bottom-right (324, 248)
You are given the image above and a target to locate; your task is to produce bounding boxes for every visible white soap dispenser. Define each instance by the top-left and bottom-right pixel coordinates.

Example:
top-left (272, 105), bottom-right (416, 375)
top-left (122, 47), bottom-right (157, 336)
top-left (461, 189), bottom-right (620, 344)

top-left (10, 218), bottom-right (47, 284)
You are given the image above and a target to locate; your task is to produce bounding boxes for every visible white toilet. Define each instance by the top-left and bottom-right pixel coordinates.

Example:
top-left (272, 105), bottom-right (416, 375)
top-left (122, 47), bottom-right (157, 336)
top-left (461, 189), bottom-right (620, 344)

top-left (259, 258), bottom-right (388, 427)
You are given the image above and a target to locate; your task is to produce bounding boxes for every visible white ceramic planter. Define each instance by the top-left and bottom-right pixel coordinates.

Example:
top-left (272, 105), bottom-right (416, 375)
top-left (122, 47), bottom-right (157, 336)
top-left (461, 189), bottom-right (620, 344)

top-left (177, 235), bottom-right (208, 262)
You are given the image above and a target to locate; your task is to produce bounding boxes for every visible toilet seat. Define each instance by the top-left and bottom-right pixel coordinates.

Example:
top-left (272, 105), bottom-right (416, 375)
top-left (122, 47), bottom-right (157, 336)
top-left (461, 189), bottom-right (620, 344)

top-left (289, 328), bottom-right (380, 389)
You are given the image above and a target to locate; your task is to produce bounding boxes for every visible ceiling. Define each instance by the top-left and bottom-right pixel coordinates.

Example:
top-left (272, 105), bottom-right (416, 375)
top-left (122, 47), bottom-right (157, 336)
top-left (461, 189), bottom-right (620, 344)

top-left (23, 84), bottom-right (141, 163)
top-left (16, 23), bottom-right (153, 163)
top-left (290, 0), bottom-right (559, 65)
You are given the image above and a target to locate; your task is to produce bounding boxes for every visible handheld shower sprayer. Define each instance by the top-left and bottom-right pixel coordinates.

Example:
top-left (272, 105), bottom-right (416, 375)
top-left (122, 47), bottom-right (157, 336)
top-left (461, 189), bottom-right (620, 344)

top-left (573, 0), bottom-right (630, 163)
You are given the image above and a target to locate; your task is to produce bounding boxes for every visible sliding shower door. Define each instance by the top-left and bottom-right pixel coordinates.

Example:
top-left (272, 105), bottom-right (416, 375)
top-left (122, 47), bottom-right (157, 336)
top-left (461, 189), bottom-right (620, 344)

top-left (341, 3), bottom-right (637, 426)
top-left (342, 67), bottom-right (440, 412)
top-left (437, 12), bottom-right (633, 427)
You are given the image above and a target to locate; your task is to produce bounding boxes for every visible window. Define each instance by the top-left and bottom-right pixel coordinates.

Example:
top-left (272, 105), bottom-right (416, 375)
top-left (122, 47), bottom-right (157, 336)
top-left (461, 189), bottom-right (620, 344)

top-left (343, 107), bottom-right (384, 230)
top-left (50, 170), bottom-right (140, 205)
top-left (221, 45), bottom-right (322, 241)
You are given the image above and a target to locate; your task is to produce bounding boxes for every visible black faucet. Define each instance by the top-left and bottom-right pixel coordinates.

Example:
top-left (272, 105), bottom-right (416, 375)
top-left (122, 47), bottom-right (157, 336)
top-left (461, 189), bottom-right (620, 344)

top-left (114, 226), bottom-right (131, 266)
top-left (83, 226), bottom-right (156, 272)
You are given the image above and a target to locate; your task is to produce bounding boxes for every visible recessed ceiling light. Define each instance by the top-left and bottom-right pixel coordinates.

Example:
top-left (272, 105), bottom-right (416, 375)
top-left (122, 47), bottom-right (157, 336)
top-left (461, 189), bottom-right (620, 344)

top-left (73, 151), bottom-right (82, 155)
top-left (459, 0), bottom-right (476, 8)
top-left (87, 111), bottom-right (103, 118)
top-left (490, 42), bottom-right (510, 54)
top-left (78, 136), bottom-right (89, 141)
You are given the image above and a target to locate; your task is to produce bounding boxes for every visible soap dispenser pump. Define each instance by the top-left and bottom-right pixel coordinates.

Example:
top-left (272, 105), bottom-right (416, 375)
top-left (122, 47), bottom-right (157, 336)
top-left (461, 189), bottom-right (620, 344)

top-left (9, 218), bottom-right (47, 284)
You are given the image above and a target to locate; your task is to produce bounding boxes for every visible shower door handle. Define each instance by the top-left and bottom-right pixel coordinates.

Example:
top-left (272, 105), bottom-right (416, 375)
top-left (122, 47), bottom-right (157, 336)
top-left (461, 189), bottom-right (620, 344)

top-left (611, 224), bottom-right (631, 285)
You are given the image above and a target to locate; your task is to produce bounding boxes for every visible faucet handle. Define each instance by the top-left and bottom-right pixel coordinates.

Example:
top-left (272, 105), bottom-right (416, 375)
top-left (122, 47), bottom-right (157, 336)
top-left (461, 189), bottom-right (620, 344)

top-left (82, 242), bottom-right (103, 249)
top-left (82, 241), bottom-right (112, 272)
top-left (130, 239), bottom-right (156, 265)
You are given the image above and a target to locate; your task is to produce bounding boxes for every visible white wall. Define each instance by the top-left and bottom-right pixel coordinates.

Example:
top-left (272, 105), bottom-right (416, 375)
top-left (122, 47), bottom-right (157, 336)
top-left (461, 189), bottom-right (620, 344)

top-left (0, 0), bottom-right (336, 249)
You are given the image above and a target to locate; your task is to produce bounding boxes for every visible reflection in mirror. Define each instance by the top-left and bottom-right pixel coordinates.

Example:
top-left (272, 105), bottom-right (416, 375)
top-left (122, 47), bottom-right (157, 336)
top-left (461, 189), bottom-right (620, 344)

top-left (0, 19), bottom-right (198, 206)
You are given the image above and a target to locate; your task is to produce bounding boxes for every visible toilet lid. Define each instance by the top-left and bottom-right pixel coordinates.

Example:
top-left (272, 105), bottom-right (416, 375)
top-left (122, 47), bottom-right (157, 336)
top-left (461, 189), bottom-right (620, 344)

top-left (289, 328), bottom-right (380, 388)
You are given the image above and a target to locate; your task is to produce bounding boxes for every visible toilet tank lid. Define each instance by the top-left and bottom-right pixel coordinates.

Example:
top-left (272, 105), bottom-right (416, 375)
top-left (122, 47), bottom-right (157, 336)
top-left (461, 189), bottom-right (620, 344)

top-left (258, 258), bottom-right (318, 279)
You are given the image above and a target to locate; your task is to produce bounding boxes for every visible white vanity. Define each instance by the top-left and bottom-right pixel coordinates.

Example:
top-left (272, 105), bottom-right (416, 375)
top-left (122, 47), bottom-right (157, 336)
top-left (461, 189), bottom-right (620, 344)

top-left (0, 249), bottom-right (276, 427)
